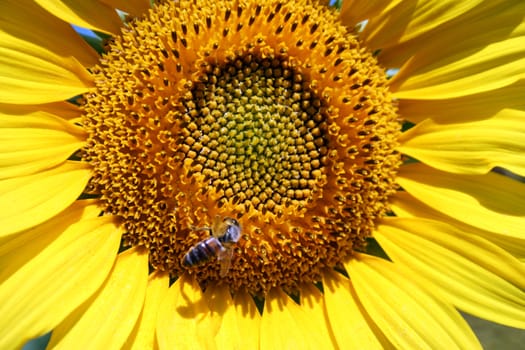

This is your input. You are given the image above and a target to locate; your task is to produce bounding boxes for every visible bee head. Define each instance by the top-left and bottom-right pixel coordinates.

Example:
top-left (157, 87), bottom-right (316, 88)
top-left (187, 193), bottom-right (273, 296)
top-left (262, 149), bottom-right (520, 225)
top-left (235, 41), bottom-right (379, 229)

top-left (224, 217), bottom-right (239, 226)
top-left (223, 217), bottom-right (241, 243)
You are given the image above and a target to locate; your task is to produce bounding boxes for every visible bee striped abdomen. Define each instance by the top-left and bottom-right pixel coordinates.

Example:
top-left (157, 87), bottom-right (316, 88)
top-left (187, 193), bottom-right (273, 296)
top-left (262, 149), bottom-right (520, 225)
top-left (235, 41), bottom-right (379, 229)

top-left (182, 237), bottom-right (224, 267)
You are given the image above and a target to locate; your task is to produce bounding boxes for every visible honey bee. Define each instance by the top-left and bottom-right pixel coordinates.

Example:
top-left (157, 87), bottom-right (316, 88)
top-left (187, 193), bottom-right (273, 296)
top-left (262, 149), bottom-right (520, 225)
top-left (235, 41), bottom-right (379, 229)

top-left (182, 216), bottom-right (241, 276)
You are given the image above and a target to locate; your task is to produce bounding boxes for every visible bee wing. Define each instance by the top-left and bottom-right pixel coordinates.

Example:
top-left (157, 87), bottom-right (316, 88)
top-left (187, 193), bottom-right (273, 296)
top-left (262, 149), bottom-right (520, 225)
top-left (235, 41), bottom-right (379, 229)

top-left (217, 247), bottom-right (234, 277)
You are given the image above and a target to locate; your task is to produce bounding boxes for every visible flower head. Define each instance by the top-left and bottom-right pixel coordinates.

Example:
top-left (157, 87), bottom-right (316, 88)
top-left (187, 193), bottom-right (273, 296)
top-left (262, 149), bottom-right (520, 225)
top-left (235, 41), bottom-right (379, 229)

top-left (1, 0), bottom-right (524, 349)
top-left (81, 0), bottom-right (401, 294)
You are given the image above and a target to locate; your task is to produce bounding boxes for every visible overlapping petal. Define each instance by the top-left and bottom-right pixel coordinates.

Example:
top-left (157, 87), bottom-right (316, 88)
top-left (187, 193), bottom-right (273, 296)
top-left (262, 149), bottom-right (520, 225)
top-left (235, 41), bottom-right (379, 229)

top-left (0, 200), bottom-right (101, 274)
top-left (397, 163), bottom-right (525, 238)
top-left (378, 1), bottom-right (525, 69)
top-left (48, 247), bottom-right (149, 349)
top-left (260, 288), bottom-right (333, 349)
top-left (0, 102), bottom-right (83, 121)
top-left (398, 109), bottom-right (525, 175)
top-left (33, 0), bottom-right (123, 35)
top-left (398, 79), bottom-right (525, 124)
top-left (376, 217), bottom-right (525, 328)
top-left (299, 283), bottom-right (334, 348)
top-left (156, 274), bottom-right (218, 349)
top-left (322, 269), bottom-right (389, 349)
top-left (387, 1), bottom-right (525, 99)
top-left (0, 1), bottom-right (95, 104)
top-left (0, 110), bottom-right (86, 179)
top-left (362, 0), bottom-right (486, 53)
top-left (123, 272), bottom-right (170, 350)
top-left (0, 161), bottom-right (92, 237)
top-left (391, 36), bottom-right (525, 99)
top-left (0, 0), bottom-right (100, 67)
top-left (390, 192), bottom-right (525, 261)
top-left (233, 290), bottom-right (262, 349)
top-left (346, 254), bottom-right (482, 350)
top-left (204, 284), bottom-right (242, 349)
top-left (0, 201), bottom-right (121, 350)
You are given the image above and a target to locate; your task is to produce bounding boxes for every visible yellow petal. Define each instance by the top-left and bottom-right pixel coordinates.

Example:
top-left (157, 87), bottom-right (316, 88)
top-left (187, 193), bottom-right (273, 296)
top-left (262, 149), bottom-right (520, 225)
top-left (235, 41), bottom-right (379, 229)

top-left (0, 2), bottom-right (96, 104)
top-left (397, 163), bottom-right (525, 238)
top-left (48, 247), bottom-right (149, 349)
top-left (0, 48), bottom-right (91, 104)
top-left (0, 53), bottom-right (93, 105)
top-left (0, 161), bottom-right (92, 236)
top-left (0, 211), bottom-right (121, 350)
top-left (204, 283), bottom-right (241, 349)
top-left (156, 274), bottom-right (216, 350)
top-left (376, 217), bottom-right (525, 328)
top-left (346, 254), bottom-right (482, 350)
top-left (0, 199), bottom-right (102, 270)
top-left (261, 287), bottom-right (331, 349)
top-left (260, 288), bottom-right (303, 349)
top-left (299, 283), bottom-right (333, 343)
top-left (0, 0), bottom-right (99, 68)
top-left (362, 0), bottom-right (484, 52)
top-left (0, 111), bottom-right (86, 179)
top-left (233, 289), bottom-right (261, 349)
top-left (0, 101), bottom-right (83, 120)
top-left (340, 0), bottom-right (398, 28)
top-left (478, 235), bottom-right (525, 262)
top-left (398, 109), bottom-right (525, 175)
top-left (322, 269), bottom-right (389, 349)
top-left (100, 0), bottom-right (151, 17)
top-left (378, 1), bottom-right (525, 69)
top-left (398, 79), bottom-right (525, 124)
top-left (391, 191), bottom-right (525, 260)
top-left (391, 35), bottom-right (525, 99)
top-left (123, 271), bottom-right (170, 350)
top-left (33, 0), bottom-right (123, 35)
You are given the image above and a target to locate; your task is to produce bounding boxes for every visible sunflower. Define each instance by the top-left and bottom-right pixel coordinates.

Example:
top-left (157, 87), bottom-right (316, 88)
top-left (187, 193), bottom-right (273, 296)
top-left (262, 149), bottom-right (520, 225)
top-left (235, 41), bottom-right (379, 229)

top-left (1, 0), bottom-right (525, 348)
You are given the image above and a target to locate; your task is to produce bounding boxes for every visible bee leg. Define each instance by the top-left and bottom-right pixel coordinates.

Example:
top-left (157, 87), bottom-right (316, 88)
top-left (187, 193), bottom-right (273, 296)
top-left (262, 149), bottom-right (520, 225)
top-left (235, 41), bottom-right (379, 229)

top-left (190, 225), bottom-right (212, 235)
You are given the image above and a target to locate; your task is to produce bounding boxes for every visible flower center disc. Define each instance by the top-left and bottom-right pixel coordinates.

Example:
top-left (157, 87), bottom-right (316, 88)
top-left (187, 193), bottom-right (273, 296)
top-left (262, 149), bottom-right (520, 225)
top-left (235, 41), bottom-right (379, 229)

top-left (82, 0), bottom-right (401, 294)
